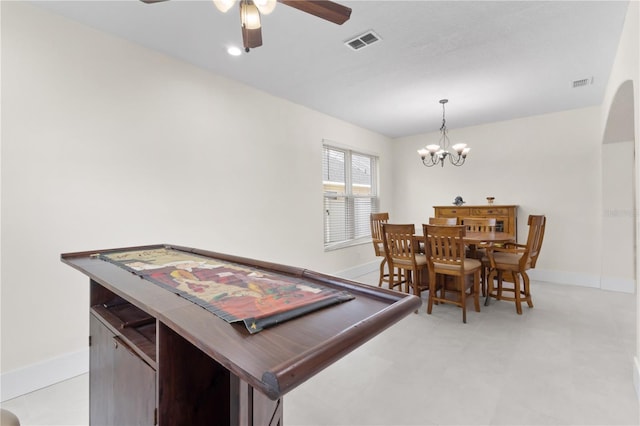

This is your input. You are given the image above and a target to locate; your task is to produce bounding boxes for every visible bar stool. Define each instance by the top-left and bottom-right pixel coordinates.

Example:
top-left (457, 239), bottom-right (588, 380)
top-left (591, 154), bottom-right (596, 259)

top-left (370, 212), bottom-right (391, 287)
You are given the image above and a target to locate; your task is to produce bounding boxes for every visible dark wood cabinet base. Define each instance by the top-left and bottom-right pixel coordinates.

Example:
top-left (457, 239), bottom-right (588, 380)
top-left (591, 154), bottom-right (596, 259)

top-left (64, 244), bottom-right (420, 425)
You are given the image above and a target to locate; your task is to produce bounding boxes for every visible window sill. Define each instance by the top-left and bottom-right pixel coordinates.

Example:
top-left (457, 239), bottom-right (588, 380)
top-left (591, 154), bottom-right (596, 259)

top-left (324, 238), bottom-right (372, 252)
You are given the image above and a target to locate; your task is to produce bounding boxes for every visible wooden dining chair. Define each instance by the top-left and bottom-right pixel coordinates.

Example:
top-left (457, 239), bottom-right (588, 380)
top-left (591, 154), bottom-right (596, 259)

top-left (422, 224), bottom-right (481, 323)
top-left (460, 217), bottom-right (497, 232)
top-left (484, 215), bottom-right (546, 314)
top-left (381, 223), bottom-right (428, 302)
top-left (370, 212), bottom-right (390, 287)
top-left (461, 217), bottom-right (497, 296)
top-left (428, 217), bottom-right (457, 225)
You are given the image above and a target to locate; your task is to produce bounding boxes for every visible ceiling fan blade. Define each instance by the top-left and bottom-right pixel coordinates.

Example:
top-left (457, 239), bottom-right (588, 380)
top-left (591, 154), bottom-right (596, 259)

top-left (278, 0), bottom-right (351, 25)
top-left (139, 0), bottom-right (169, 3)
top-left (242, 26), bottom-right (263, 51)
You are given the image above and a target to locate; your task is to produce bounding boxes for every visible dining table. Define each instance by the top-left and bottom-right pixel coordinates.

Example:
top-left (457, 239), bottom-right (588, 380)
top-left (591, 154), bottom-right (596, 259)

top-left (463, 231), bottom-right (515, 257)
top-left (463, 231), bottom-right (515, 245)
top-left (415, 230), bottom-right (515, 250)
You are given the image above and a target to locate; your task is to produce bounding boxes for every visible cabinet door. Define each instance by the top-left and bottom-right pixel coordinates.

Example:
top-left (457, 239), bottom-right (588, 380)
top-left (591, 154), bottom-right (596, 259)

top-left (113, 336), bottom-right (156, 425)
top-left (90, 314), bottom-right (156, 426)
top-left (90, 314), bottom-right (116, 426)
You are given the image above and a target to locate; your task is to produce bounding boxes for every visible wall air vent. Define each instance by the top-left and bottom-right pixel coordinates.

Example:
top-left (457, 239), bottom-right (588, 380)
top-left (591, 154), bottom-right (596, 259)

top-left (572, 77), bottom-right (593, 88)
top-left (345, 31), bottom-right (381, 51)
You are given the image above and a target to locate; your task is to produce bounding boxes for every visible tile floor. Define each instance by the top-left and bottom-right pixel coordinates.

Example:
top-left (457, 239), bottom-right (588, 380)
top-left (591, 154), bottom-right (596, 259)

top-left (2, 272), bottom-right (639, 425)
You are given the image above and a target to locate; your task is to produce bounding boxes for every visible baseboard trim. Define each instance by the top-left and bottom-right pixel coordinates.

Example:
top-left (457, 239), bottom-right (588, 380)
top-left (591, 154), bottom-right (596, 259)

top-left (600, 276), bottom-right (636, 293)
top-left (0, 348), bottom-right (89, 402)
top-left (527, 269), bottom-right (601, 288)
top-left (339, 264), bottom-right (636, 293)
top-left (528, 269), bottom-right (636, 293)
top-left (335, 260), bottom-right (379, 280)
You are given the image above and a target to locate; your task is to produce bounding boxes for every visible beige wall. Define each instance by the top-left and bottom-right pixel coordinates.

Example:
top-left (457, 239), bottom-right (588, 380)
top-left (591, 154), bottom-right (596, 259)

top-left (0, 2), bottom-right (392, 387)
top-left (601, 140), bottom-right (635, 289)
top-left (392, 106), bottom-right (604, 286)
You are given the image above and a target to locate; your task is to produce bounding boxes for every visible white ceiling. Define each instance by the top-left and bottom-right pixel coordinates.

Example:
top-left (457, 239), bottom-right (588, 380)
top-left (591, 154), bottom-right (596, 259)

top-left (29, 0), bottom-right (630, 138)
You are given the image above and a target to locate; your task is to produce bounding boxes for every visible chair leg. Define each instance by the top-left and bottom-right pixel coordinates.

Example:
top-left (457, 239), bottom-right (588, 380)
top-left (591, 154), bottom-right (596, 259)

top-left (523, 272), bottom-right (534, 308)
top-left (412, 268), bottom-right (421, 313)
top-left (427, 271), bottom-right (436, 314)
top-left (378, 257), bottom-right (387, 287)
top-left (473, 270), bottom-right (480, 312)
top-left (460, 276), bottom-right (467, 324)
top-left (392, 268), bottom-right (399, 291)
top-left (406, 269), bottom-right (419, 314)
top-left (484, 268), bottom-right (495, 306)
top-left (514, 272), bottom-right (523, 315)
top-left (387, 263), bottom-right (396, 291)
top-left (388, 266), bottom-right (407, 293)
top-left (437, 274), bottom-right (445, 305)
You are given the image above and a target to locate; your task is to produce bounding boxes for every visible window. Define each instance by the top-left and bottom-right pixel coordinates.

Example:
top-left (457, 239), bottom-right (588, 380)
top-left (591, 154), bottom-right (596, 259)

top-left (323, 144), bottom-right (379, 250)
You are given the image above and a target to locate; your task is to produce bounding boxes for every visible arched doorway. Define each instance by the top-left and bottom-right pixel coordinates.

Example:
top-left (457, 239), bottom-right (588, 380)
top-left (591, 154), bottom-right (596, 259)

top-left (601, 80), bottom-right (636, 292)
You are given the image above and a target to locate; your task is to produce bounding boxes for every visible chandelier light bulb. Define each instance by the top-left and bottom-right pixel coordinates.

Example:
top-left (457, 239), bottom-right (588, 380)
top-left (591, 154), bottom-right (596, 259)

top-left (452, 143), bottom-right (467, 154)
top-left (426, 144), bottom-right (440, 153)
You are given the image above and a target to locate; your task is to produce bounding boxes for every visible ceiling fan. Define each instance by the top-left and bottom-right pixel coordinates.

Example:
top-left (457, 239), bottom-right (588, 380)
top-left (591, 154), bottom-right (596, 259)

top-left (140, 0), bottom-right (352, 52)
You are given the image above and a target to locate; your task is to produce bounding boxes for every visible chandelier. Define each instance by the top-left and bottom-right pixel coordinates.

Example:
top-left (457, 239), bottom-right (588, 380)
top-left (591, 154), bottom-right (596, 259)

top-left (417, 99), bottom-right (470, 167)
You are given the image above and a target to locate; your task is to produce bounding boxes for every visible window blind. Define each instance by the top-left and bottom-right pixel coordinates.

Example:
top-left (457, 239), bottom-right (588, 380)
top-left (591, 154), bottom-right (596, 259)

top-left (323, 145), bottom-right (379, 249)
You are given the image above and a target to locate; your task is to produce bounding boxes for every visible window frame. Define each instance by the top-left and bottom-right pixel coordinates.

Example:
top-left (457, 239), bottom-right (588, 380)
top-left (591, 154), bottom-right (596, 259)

top-left (322, 142), bottom-right (380, 251)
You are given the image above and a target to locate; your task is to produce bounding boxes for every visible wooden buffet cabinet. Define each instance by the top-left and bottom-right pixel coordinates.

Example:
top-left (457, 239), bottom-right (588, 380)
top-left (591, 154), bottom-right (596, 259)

top-left (433, 204), bottom-right (518, 239)
top-left (62, 244), bottom-right (420, 426)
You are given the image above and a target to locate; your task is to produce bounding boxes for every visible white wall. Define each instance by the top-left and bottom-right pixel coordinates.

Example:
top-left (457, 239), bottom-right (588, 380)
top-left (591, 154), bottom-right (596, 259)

top-left (391, 107), bottom-right (604, 287)
top-left (601, 140), bottom-right (635, 290)
top-left (0, 2), bottom-right (392, 394)
top-left (599, 0), bottom-right (639, 400)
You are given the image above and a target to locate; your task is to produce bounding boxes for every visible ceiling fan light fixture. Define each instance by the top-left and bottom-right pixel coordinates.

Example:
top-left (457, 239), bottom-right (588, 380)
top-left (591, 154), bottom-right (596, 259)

top-left (254, 0), bottom-right (276, 15)
top-left (240, 1), bottom-right (261, 30)
top-left (213, 0), bottom-right (236, 13)
top-left (142, 0), bottom-right (352, 51)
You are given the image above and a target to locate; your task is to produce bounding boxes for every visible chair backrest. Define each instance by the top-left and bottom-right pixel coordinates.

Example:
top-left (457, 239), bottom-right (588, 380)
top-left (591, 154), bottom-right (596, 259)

top-left (525, 215), bottom-right (546, 267)
top-left (429, 217), bottom-right (457, 225)
top-left (381, 223), bottom-right (418, 265)
top-left (422, 224), bottom-right (467, 268)
top-left (370, 212), bottom-right (389, 256)
top-left (461, 217), bottom-right (497, 232)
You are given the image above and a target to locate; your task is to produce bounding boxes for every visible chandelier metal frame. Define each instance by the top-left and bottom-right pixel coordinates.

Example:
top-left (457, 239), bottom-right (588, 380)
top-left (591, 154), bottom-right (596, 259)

top-left (417, 99), bottom-right (470, 168)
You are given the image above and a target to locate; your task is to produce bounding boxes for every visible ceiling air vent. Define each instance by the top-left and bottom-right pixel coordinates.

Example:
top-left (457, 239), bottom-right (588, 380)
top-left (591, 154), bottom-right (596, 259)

top-left (572, 77), bottom-right (593, 88)
top-left (345, 31), bottom-right (381, 51)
